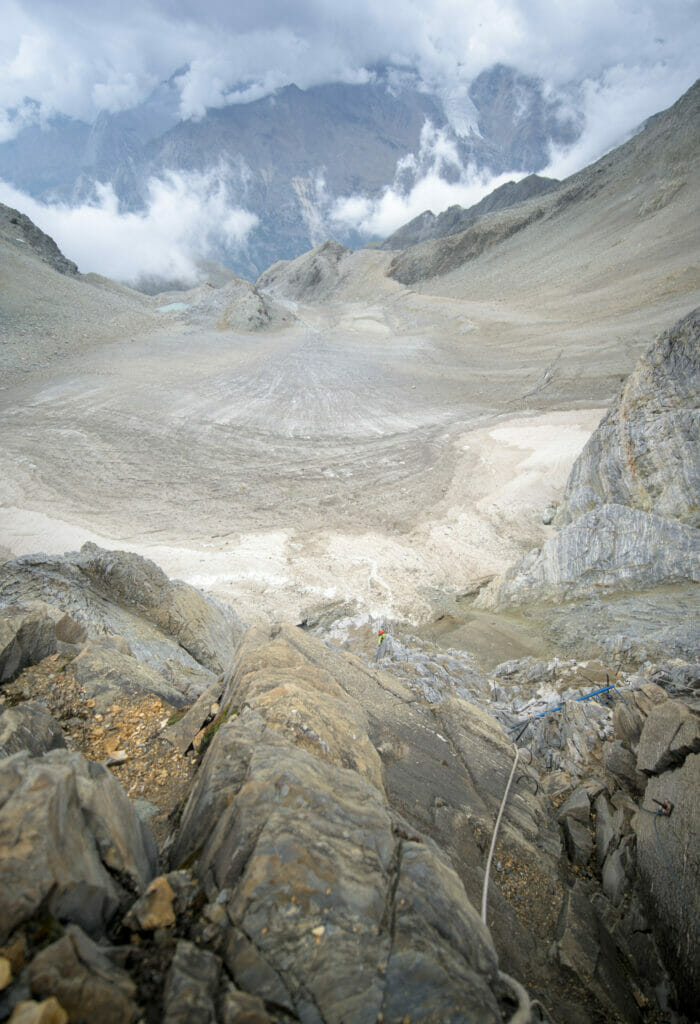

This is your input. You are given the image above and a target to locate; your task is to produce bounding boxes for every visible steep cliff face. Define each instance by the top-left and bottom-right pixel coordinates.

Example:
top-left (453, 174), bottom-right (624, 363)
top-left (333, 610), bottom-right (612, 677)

top-left (556, 308), bottom-right (699, 527)
top-left (475, 310), bottom-right (700, 661)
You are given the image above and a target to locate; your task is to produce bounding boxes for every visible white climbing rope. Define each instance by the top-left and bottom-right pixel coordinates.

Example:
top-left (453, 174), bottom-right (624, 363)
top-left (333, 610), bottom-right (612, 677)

top-left (481, 742), bottom-right (521, 925)
top-left (480, 742), bottom-right (536, 1023)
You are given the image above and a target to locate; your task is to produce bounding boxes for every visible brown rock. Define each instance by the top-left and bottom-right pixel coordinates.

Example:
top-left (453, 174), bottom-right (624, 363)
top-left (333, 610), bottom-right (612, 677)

top-left (0, 954), bottom-right (12, 990)
top-left (124, 876), bottom-right (176, 931)
top-left (29, 926), bottom-right (137, 1024)
top-left (8, 999), bottom-right (68, 1024)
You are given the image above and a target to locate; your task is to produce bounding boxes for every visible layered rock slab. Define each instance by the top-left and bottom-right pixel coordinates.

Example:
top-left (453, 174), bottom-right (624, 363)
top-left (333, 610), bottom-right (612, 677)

top-left (0, 749), bottom-right (157, 943)
top-left (0, 544), bottom-right (244, 678)
top-left (475, 310), bottom-right (700, 662)
top-left (172, 624), bottom-right (506, 1023)
top-left (557, 308), bottom-right (700, 527)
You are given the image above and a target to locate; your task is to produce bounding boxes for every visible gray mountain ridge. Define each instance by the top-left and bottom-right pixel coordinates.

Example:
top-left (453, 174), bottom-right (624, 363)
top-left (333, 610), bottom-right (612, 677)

top-left (387, 78), bottom-right (700, 285)
top-left (380, 173), bottom-right (561, 250)
top-left (0, 63), bottom-right (580, 279)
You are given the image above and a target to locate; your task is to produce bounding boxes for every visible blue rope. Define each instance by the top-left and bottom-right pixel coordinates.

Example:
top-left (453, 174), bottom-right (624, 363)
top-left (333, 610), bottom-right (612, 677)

top-left (508, 683), bottom-right (619, 732)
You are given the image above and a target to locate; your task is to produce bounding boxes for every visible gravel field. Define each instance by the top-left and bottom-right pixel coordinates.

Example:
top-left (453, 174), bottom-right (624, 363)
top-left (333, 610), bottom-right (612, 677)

top-left (1, 125), bottom-right (698, 635)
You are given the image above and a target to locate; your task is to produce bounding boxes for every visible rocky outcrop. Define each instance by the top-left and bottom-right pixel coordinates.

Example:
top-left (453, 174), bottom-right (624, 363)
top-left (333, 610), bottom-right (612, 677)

top-left (635, 753), bottom-right (700, 1013)
top-left (64, 636), bottom-right (191, 711)
top-left (556, 308), bottom-right (699, 527)
top-left (388, 199), bottom-right (547, 285)
top-left (0, 204), bottom-right (78, 277)
top-left (0, 605), bottom-right (61, 682)
top-left (2, 551), bottom-right (697, 1021)
top-left (475, 311), bottom-right (700, 664)
top-left (381, 174), bottom-right (560, 250)
top-left (171, 623), bottom-right (512, 1023)
top-left (0, 703), bottom-right (66, 759)
top-left (387, 80), bottom-right (700, 285)
top-left (0, 749), bottom-right (156, 943)
top-left (476, 503), bottom-right (699, 608)
top-left (28, 926), bottom-right (138, 1024)
top-left (0, 544), bottom-right (244, 677)
top-left (256, 241), bottom-right (352, 302)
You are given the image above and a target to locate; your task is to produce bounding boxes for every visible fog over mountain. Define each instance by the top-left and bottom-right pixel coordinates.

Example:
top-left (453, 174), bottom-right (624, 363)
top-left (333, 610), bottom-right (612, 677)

top-left (0, 1), bottom-right (698, 282)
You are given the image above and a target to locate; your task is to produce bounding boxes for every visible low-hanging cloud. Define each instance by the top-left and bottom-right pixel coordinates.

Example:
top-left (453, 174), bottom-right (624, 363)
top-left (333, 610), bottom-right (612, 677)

top-left (0, 169), bottom-right (258, 283)
top-left (330, 121), bottom-right (528, 239)
top-left (543, 61), bottom-right (698, 179)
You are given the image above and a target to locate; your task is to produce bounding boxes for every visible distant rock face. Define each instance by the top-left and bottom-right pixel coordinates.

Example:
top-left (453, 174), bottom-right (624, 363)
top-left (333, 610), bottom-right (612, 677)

top-left (256, 240), bottom-right (352, 301)
top-left (0, 65), bottom-right (581, 277)
top-left (154, 276), bottom-right (291, 331)
top-left (0, 203), bottom-right (77, 277)
top-left (388, 79), bottom-right (700, 285)
top-left (381, 173), bottom-right (559, 250)
top-left (556, 308), bottom-right (700, 527)
top-left (387, 198), bottom-right (546, 284)
top-left (476, 311), bottom-right (700, 633)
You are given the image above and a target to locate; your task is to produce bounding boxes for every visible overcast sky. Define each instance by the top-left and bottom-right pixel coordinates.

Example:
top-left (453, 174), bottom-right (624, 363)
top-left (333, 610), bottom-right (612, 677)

top-left (1, 1), bottom-right (698, 278)
top-left (2, 0), bottom-right (698, 130)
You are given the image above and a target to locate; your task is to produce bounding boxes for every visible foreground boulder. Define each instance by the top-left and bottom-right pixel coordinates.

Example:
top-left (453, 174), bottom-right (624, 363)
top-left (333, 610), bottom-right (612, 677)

top-left (0, 703), bottom-right (66, 759)
top-left (0, 605), bottom-right (64, 682)
top-left (0, 750), bottom-right (157, 943)
top-left (0, 544), bottom-right (244, 677)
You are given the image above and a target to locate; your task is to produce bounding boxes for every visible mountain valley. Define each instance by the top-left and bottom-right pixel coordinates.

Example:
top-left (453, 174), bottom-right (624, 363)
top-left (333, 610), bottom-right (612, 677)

top-left (0, 78), bottom-right (698, 1024)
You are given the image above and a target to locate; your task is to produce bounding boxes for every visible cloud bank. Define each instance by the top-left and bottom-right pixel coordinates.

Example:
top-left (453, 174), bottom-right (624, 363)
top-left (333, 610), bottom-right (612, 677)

top-left (0, 170), bottom-right (258, 283)
top-left (331, 122), bottom-right (529, 238)
top-left (1, 1), bottom-right (697, 131)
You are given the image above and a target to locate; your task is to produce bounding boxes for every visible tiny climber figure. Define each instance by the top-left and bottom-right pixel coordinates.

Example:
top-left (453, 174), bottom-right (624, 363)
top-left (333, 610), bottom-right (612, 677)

top-left (375, 628), bottom-right (387, 660)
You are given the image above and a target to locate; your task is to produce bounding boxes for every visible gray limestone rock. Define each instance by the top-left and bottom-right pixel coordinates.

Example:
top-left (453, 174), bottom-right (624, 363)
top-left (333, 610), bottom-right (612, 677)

top-left (554, 881), bottom-right (641, 1022)
top-left (161, 680), bottom-right (224, 753)
top-left (162, 941), bottom-right (220, 1024)
top-left (473, 311), bottom-right (699, 670)
top-left (604, 740), bottom-right (646, 795)
top-left (557, 785), bottom-right (590, 825)
top-left (223, 927), bottom-right (294, 1013)
top-left (0, 545), bottom-right (244, 677)
top-left (562, 817), bottom-right (593, 866)
top-left (634, 753), bottom-right (700, 1013)
top-left (636, 700), bottom-right (700, 774)
top-left (0, 605), bottom-right (58, 682)
top-left (256, 241), bottom-right (352, 302)
top-left (0, 204), bottom-right (78, 277)
top-left (75, 544), bottom-right (243, 675)
top-left (218, 981), bottom-right (272, 1024)
top-left (0, 702), bottom-right (66, 759)
top-left (556, 308), bottom-right (700, 528)
top-left (29, 926), bottom-right (137, 1024)
top-left (601, 836), bottom-right (635, 907)
top-left (172, 625), bottom-right (505, 1023)
top-left (594, 793), bottom-right (616, 868)
top-left (65, 636), bottom-right (189, 711)
top-left (475, 503), bottom-right (699, 611)
top-left (0, 749), bottom-right (156, 942)
top-left (613, 702), bottom-right (645, 749)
